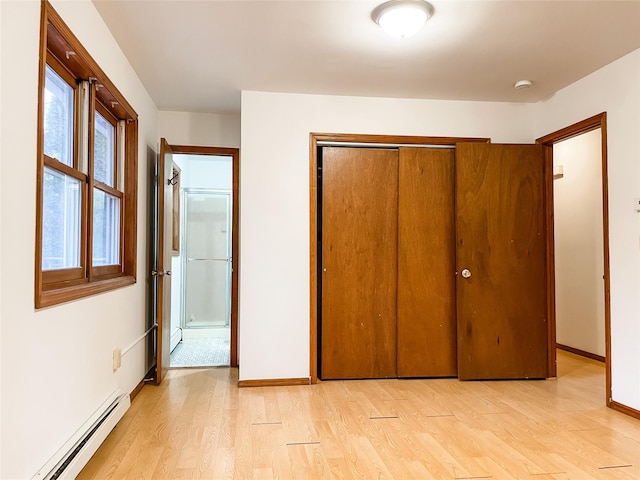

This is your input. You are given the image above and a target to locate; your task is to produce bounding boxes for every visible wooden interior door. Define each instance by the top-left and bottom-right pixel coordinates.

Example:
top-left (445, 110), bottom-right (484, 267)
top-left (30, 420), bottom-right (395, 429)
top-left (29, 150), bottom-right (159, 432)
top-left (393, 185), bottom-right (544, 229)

top-left (321, 147), bottom-right (398, 379)
top-left (397, 147), bottom-right (457, 377)
top-left (154, 138), bottom-right (173, 384)
top-left (456, 143), bottom-right (547, 380)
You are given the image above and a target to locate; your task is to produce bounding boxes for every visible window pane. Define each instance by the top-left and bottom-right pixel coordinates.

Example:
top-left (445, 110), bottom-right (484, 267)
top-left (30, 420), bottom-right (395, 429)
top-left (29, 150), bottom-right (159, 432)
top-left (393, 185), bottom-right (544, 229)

top-left (42, 167), bottom-right (81, 270)
top-left (94, 112), bottom-right (115, 187)
top-left (93, 189), bottom-right (120, 266)
top-left (44, 65), bottom-right (74, 166)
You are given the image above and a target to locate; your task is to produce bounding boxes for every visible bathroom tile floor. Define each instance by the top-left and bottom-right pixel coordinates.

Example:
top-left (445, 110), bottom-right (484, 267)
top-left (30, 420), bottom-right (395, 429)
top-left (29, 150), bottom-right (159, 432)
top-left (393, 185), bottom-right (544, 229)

top-left (169, 336), bottom-right (230, 367)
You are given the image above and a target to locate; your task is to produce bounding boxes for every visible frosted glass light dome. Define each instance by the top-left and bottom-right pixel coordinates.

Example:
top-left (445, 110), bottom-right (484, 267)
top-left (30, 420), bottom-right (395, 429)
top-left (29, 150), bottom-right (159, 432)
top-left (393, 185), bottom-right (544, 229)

top-left (372, 0), bottom-right (434, 38)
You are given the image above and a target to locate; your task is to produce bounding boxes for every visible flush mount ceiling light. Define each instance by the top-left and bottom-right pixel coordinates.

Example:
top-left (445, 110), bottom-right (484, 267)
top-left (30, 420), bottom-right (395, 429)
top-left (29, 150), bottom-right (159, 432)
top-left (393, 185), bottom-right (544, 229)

top-left (514, 79), bottom-right (534, 90)
top-left (372, 0), bottom-right (435, 38)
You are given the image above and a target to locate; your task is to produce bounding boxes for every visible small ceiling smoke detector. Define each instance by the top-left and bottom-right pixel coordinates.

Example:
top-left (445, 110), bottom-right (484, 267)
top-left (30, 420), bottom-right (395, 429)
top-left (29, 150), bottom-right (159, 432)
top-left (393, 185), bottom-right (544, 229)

top-left (514, 80), bottom-right (533, 90)
top-left (372, 0), bottom-right (435, 38)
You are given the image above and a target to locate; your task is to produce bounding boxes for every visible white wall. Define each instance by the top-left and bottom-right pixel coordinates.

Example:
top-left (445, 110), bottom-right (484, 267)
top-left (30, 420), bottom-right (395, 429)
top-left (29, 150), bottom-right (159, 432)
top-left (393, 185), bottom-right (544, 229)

top-left (158, 111), bottom-right (240, 147)
top-left (553, 129), bottom-right (605, 357)
top-left (534, 49), bottom-right (640, 411)
top-left (239, 91), bottom-right (534, 381)
top-left (0, 1), bottom-right (158, 478)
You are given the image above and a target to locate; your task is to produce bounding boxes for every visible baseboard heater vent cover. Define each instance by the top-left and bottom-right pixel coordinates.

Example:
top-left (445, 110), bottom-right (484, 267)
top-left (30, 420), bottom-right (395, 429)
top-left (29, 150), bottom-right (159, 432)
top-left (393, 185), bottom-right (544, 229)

top-left (32, 391), bottom-right (130, 480)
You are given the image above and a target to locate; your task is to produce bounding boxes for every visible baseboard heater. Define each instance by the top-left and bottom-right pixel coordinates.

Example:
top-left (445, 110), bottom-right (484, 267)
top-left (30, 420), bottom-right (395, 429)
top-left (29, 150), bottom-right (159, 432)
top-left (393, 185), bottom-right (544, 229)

top-left (33, 391), bottom-right (131, 480)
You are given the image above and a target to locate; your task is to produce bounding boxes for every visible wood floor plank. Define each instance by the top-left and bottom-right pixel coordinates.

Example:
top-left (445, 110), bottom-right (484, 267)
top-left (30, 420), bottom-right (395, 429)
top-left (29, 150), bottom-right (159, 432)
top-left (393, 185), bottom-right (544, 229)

top-left (78, 352), bottom-right (640, 479)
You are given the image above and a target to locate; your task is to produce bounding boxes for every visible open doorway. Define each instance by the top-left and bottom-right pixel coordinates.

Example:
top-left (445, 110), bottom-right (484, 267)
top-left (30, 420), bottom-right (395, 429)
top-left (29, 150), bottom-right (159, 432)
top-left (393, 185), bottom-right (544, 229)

top-left (538, 112), bottom-right (611, 404)
top-left (553, 128), bottom-right (605, 362)
top-left (167, 146), bottom-right (239, 368)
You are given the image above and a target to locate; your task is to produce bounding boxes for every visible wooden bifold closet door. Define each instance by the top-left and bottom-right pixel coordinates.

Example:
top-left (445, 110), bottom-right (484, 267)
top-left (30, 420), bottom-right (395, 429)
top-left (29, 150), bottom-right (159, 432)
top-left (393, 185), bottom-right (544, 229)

top-left (320, 143), bottom-right (548, 381)
top-left (321, 147), bottom-right (399, 379)
top-left (321, 146), bottom-right (457, 379)
top-left (397, 147), bottom-right (457, 378)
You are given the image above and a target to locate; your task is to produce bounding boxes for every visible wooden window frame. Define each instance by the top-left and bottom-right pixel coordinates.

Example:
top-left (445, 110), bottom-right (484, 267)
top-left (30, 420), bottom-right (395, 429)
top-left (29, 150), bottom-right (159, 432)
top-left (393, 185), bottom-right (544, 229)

top-left (44, 53), bottom-right (79, 169)
top-left (93, 100), bottom-right (119, 188)
top-left (91, 99), bottom-right (123, 278)
top-left (35, 1), bottom-right (138, 308)
top-left (41, 54), bottom-right (88, 286)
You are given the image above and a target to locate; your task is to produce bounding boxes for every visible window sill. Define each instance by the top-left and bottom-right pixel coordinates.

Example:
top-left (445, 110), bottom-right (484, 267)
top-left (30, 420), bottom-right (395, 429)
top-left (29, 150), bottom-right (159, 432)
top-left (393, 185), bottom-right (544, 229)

top-left (36, 275), bottom-right (136, 309)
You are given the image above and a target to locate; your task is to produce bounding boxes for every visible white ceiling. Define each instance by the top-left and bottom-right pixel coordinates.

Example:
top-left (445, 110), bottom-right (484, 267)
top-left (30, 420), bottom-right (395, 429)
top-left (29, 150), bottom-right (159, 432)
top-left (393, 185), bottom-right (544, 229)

top-left (92, 0), bottom-right (640, 114)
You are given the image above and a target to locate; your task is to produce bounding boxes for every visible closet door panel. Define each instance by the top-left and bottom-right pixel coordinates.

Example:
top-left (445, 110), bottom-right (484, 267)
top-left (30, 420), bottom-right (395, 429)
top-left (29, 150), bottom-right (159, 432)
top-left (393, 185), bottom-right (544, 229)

top-left (456, 143), bottom-right (547, 380)
top-left (321, 147), bottom-right (398, 379)
top-left (397, 147), bottom-right (457, 377)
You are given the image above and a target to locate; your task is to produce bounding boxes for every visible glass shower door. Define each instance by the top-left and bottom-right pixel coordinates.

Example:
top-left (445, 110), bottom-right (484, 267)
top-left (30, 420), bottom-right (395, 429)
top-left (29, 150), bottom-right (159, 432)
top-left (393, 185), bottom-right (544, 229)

top-left (183, 190), bottom-right (231, 329)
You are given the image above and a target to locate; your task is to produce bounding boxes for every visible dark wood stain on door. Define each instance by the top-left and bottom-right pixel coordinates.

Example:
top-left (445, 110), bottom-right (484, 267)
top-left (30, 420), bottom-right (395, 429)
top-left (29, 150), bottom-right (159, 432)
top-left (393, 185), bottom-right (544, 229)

top-left (397, 147), bottom-right (457, 377)
top-left (456, 143), bottom-right (548, 380)
top-left (321, 147), bottom-right (398, 379)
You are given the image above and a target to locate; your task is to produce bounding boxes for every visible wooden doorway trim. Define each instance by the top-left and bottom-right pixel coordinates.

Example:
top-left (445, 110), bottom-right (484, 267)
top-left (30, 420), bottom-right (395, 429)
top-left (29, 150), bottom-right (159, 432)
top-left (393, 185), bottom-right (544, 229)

top-left (170, 144), bottom-right (240, 368)
top-left (309, 133), bottom-right (490, 384)
top-left (536, 112), bottom-right (610, 402)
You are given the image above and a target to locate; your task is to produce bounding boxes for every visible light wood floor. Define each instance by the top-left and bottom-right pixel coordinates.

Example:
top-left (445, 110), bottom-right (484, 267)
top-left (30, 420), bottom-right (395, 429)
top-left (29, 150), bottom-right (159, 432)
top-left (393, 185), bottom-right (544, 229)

top-left (79, 351), bottom-right (640, 479)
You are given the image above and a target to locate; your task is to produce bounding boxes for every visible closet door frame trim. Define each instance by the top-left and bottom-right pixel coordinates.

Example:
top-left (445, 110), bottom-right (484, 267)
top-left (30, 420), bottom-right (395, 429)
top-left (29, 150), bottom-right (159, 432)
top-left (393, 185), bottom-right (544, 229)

top-left (309, 133), bottom-right (490, 384)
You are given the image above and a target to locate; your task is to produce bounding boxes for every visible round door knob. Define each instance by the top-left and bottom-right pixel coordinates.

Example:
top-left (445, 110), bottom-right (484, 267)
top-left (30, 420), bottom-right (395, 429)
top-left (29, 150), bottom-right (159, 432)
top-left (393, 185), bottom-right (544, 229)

top-left (461, 268), bottom-right (472, 279)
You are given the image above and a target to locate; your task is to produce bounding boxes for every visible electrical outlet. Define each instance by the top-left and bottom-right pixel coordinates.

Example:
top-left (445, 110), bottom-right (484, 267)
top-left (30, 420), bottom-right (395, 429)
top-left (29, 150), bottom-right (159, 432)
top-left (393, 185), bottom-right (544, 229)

top-left (113, 348), bottom-right (122, 370)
